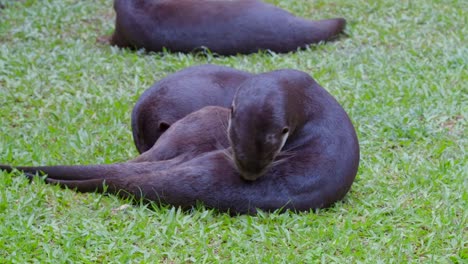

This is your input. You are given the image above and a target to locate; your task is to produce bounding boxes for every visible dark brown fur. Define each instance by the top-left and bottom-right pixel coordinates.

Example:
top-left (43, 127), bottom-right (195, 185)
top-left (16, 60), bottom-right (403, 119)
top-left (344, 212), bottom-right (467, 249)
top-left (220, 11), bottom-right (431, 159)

top-left (1, 70), bottom-right (359, 214)
top-left (132, 64), bottom-right (252, 153)
top-left (110, 0), bottom-right (346, 55)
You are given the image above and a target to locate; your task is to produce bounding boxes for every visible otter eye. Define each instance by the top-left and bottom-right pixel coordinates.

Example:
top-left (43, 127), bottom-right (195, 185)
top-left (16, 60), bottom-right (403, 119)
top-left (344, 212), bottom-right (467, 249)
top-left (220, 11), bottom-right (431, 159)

top-left (159, 122), bottom-right (170, 132)
top-left (281, 127), bottom-right (289, 135)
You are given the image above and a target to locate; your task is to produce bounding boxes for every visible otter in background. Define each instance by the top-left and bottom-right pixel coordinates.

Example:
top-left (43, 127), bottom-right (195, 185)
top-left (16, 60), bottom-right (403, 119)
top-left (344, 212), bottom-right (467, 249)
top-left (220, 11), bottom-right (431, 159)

top-left (109, 0), bottom-right (346, 55)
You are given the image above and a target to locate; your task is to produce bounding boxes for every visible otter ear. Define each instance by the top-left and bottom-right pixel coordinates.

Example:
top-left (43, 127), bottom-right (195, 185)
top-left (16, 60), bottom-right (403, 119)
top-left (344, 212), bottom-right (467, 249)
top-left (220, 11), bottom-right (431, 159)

top-left (159, 121), bottom-right (170, 132)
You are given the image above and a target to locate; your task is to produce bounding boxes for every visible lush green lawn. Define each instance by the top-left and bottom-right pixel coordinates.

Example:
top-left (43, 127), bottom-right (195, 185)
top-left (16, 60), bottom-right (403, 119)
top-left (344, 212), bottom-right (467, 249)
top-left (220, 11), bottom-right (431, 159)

top-left (0, 0), bottom-right (466, 262)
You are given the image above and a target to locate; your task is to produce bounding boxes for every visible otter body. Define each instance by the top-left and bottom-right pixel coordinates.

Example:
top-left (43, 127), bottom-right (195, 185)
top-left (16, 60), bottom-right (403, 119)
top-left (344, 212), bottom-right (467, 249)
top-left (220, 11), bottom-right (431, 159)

top-left (111, 0), bottom-right (346, 55)
top-left (132, 64), bottom-right (252, 153)
top-left (1, 70), bottom-right (359, 214)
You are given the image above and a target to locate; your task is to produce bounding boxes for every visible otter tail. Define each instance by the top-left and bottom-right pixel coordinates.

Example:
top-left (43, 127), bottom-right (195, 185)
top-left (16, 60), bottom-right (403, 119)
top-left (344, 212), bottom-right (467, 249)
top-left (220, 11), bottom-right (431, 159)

top-left (310, 17), bottom-right (347, 41)
top-left (0, 161), bottom-right (218, 210)
top-left (0, 162), bottom-right (167, 194)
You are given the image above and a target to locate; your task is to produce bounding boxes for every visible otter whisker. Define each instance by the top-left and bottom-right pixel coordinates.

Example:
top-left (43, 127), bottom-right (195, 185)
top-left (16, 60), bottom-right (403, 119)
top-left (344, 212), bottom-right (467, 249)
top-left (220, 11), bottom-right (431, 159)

top-left (270, 157), bottom-right (289, 168)
top-left (277, 149), bottom-right (298, 158)
top-left (221, 148), bottom-right (235, 164)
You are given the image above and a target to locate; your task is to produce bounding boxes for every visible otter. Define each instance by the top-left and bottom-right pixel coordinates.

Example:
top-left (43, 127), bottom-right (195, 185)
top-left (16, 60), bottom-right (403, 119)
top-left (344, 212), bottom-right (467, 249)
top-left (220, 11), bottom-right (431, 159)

top-left (132, 64), bottom-right (252, 153)
top-left (1, 70), bottom-right (360, 214)
top-left (110, 0), bottom-right (346, 55)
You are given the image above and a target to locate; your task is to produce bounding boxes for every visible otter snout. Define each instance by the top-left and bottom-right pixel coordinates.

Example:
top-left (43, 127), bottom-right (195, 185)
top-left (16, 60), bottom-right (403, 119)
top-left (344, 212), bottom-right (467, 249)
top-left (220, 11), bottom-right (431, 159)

top-left (234, 158), bottom-right (270, 181)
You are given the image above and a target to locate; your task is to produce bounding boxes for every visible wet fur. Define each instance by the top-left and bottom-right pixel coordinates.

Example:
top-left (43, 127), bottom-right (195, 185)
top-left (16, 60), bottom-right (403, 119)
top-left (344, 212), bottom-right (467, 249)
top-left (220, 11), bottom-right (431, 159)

top-left (110, 0), bottom-right (347, 55)
top-left (1, 70), bottom-right (359, 215)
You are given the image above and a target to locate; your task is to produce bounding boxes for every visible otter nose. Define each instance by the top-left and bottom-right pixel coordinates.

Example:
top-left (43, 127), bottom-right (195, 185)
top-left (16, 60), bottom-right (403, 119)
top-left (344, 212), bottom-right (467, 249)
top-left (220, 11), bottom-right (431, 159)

top-left (234, 159), bottom-right (268, 181)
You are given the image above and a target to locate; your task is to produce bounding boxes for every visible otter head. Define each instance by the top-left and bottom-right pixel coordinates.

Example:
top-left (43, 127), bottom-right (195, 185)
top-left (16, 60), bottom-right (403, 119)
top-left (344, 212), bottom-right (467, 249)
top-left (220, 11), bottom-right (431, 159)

top-left (133, 103), bottom-right (174, 153)
top-left (137, 119), bottom-right (172, 153)
top-left (228, 81), bottom-right (291, 181)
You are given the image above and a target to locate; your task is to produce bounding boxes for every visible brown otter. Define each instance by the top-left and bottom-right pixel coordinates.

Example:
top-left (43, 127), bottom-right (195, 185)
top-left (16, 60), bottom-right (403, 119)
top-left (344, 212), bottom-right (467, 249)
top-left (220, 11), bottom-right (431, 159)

top-left (1, 70), bottom-right (359, 214)
top-left (132, 64), bottom-right (252, 153)
top-left (110, 0), bottom-right (346, 55)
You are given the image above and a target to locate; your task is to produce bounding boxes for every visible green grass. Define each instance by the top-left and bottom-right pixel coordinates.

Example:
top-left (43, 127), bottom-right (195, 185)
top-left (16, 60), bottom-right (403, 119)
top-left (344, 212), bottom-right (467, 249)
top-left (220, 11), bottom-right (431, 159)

top-left (0, 0), bottom-right (466, 262)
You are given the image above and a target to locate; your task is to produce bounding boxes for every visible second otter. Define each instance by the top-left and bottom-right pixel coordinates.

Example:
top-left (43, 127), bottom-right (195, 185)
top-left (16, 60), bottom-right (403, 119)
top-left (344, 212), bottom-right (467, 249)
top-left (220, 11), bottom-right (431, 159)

top-left (110, 0), bottom-right (346, 55)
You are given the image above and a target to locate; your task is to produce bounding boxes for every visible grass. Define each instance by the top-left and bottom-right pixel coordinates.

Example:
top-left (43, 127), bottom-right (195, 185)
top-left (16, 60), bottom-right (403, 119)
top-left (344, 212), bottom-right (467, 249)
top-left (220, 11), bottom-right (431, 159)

top-left (0, 0), bottom-right (466, 262)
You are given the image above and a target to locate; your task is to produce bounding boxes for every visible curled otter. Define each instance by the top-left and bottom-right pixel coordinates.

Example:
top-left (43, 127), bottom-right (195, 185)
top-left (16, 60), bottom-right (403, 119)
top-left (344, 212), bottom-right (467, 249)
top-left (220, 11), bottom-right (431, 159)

top-left (1, 70), bottom-right (359, 214)
top-left (110, 0), bottom-right (346, 55)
